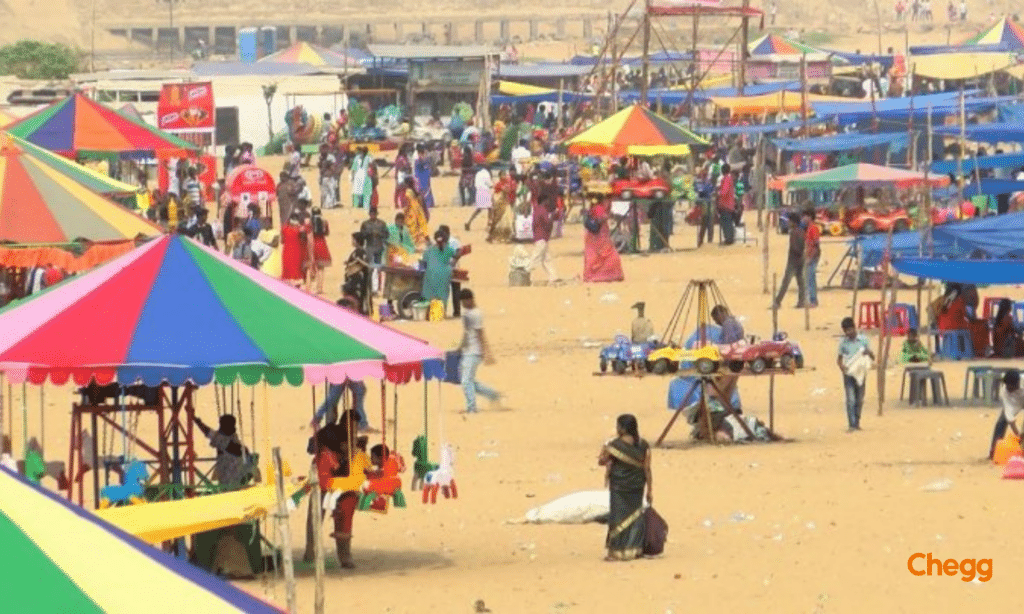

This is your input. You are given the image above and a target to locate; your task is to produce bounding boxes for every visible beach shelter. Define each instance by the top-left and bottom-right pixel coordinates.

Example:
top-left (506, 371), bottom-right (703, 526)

top-left (0, 234), bottom-right (441, 387)
top-left (963, 17), bottom-right (1024, 49)
top-left (0, 133), bottom-right (160, 245)
top-left (259, 41), bottom-right (362, 67)
top-left (892, 257), bottom-right (1024, 284)
top-left (5, 92), bottom-right (198, 158)
top-left (565, 104), bottom-right (708, 156)
top-left (771, 163), bottom-right (951, 190)
top-left (0, 465), bottom-right (284, 613)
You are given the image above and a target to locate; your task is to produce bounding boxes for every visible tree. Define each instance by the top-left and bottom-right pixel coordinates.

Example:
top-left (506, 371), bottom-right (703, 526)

top-left (0, 41), bottom-right (82, 80)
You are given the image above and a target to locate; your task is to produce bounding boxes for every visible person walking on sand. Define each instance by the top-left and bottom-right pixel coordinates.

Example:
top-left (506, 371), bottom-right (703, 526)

top-left (457, 288), bottom-right (502, 413)
top-left (802, 208), bottom-right (821, 308)
top-left (465, 165), bottom-right (493, 231)
top-left (837, 317), bottom-right (875, 432)
top-left (529, 194), bottom-right (559, 284)
top-left (773, 212), bottom-right (806, 308)
top-left (598, 414), bottom-right (653, 561)
top-left (987, 369), bottom-right (1023, 460)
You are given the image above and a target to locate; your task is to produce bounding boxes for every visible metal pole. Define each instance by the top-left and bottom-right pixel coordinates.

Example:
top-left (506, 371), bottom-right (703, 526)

top-left (739, 0), bottom-right (750, 96)
top-left (273, 448), bottom-right (297, 614)
top-left (640, 0), bottom-right (652, 106)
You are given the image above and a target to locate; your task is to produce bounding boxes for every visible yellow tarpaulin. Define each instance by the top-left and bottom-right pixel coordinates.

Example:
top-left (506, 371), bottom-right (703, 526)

top-left (497, 80), bottom-right (555, 96)
top-left (910, 52), bottom-right (1019, 79)
top-left (94, 480), bottom-right (307, 545)
top-left (711, 91), bottom-right (854, 115)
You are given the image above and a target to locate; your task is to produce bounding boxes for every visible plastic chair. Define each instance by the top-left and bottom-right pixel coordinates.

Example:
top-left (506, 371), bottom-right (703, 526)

top-left (858, 301), bottom-right (882, 330)
top-left (937, 329), bottom-right (972, 360)
top-left (886, 305), bottom-right (911, 336)
top-left (1014, 301), bottom-right (1024, 327)
top-left (908, 370), bottom-right (949, 406)
top-left (901, 365), bottom-right (931, 401)
top-left (963, 366), bottom-right (993, 401)
top-left (983, 297), bottom-right (1008, 321)
top-left (890, 302), bottom-right (919, 330)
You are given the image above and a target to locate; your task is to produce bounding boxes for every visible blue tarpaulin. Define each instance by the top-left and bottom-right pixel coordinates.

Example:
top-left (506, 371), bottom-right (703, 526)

top-left (490, 91), bottom-right (592, 104)
top-left (997, 103), bottom-right (1024, 123)
top-left (931, 152), bottom-right (1024, 174)
top-left (620, 81), bottom-right (800, 104)
top-left (892, 258), bottom-right (1024, 284)
top-left (771, 132), bottom-right (909, 153)
top-left (909, 43), bottom-right (1013, 55)
top-left (932, 123), bottom-right (1024, 143)
top-left (853, 230), bottom-right (958, 267)
top-left (694, 118), bottom-right (827, 135)
top-left (961, 179), bottom-right (1024, 196)
top-left (822, 51), bottom-right (896, 70)
top-left (856, 211), bottom-right (1024, 267)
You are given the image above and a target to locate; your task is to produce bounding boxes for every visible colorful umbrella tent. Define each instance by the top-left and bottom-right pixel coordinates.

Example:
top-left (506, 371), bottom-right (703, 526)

top-left (6, 92), bottom-right (199, 158)
top-left (771, 163), bottom-right (951, 190)
top-left (1, 466), bottom-right (284, 614)
top-left (0, 234), bottom-right (441, 386)
top-left (565, 104), bottom-right (708, 156)
top-left (748, 33), bottom-right (829, 57)
top-left (962, 16), bottom-right (1024, 49)
top-left (0, 133), bottom-right (160, 244)
top-left (259, 41), bottom-right (363, 67)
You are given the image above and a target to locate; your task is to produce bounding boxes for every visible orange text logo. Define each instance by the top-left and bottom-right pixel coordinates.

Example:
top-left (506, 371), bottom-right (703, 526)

top-left (907, 553), bottom-right (992, 582)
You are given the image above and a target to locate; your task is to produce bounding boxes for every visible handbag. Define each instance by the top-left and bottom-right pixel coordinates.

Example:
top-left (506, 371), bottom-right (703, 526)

top-left (584, 210), bottom-right (602, 234)
top-left (643, 507), bottom-right (668, 556)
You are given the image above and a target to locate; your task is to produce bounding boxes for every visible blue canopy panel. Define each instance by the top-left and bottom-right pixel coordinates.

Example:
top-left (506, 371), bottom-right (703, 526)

top-left (822, 51), bottom-right (896, 71)
top-left (961, 179), bottom-right (1024, 197)
top-left (931, 211), bottom-right (1024, 257)
top-left (931, 152), bottom-right (1024, 174)
top-left (695, 117), bottom-right (826, 136)
top-left (997, 103), bottom-right (1024, 123)
top-left (491, 91), bottom-right (593, 104)
top-left (852, 231), bottom-right (957, 268)
top-left (892, 258), bottom-right (1024, 284)
top-left (619, 81), bottom-right (799, 104)
top-left (908, 43), bottom-right (1012, 55)
top-left (771, 132), bottom-right (909, 154)
top-left (933, 123), bottom-right (1024, 143)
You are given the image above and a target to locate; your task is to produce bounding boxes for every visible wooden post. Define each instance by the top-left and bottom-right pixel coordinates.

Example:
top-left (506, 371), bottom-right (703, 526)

top-left (769, 274), bottom-right (778, 430)
top-left (761, 139), bottom-right (771, 296)
top-left (273, 447), bottom-right (297, 614)
top-left (739, 0), bottom-right (750, 96)
top-left (640, 0), bottom-right (651, 107)
top-left (312, 466), bottom-right (325, 614)
top-left (688, 10), bottom-right (699, 128)
top-left (874, 0), bottom-right (883, 55)
top-left (875, 229), bottom-right (894, 417)
top-left (557, 78), bottom-right (564, 133)
top-left (799, 54), bottom-right (809, 137)
top-left (957, 87), bottom-right (965, 203)
top-left (850, 241), bottom-right (864, 321)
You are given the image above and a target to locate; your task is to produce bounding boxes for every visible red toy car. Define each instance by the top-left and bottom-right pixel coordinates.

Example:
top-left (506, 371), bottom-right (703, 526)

top-left (611, 178), bottom-right (671, 200)
top-left (716, 333), bottom-right (804, 374)
top-left (845, 208), bottom-right (911, 234)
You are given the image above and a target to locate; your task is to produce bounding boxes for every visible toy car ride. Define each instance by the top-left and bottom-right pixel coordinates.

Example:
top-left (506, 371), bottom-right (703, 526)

top-left (716, 332), bottom-right (804, 374)
top-left (845, 207), bottom-right (911, 235)
top-left (611, 177), bottom-right (671, 200)
top-left (599, 335), bottom-right (657, 374)
top-left (646, 344), bottom-right (722, 375)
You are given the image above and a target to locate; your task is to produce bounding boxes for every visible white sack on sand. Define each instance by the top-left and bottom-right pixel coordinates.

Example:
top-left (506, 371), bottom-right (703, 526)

top-left (510, 490), bottom-right (609, 524)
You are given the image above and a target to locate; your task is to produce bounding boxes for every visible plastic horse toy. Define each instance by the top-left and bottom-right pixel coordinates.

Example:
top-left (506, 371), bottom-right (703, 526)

top-left (410, 435), bottom-right (437, 491)
top-left (422, 444), bottom-right (457, 504)
top-left (99, 460), bottom-right (148, 508)
top-left (359, 452), bottom-right (407, 513)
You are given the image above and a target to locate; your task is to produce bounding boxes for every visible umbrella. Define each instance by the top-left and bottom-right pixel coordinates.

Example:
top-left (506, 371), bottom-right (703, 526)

top-left (6, 92), bottom-right (198, 158)
top-left (772, 163), bottom-right (951, 190)
top-left (748, 33), bottom-right (827, 56)
top-left (565, 104), bottom-right (708, 156)
top-left (962, 16), bottom-right (1024, 49)
top-left (259, 42), bottom-right (362, 67)
top-left (0, 234), bottom-right (441, 387)
top-left (0, 133), bottom-right (160, 243)
top-left (1, 465), bottom-right (284, 613)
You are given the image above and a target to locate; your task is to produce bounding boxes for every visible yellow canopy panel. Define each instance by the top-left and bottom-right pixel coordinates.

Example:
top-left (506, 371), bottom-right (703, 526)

top-left (94, 481), bottom-right (307, 545)
top-left (910, 52), bottom-right (1019, 80)
top-left (711, 91), bottom-right (853, 115)
top-left (497, 80), bottom-right (555, 96)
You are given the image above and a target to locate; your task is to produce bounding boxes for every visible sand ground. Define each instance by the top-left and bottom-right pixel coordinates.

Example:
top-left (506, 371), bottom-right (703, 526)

top-left (7, 156), bottom-right (1021, 613)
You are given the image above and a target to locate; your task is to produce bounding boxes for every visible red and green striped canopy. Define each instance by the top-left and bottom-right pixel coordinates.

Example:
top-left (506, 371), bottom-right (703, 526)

top-left (775, 163), bottom-right (952, 190)
top-left (1, 466), bottom-right (285, 614)
top-left (566, 104), bottom-right (708, 156)
top-left (6, 93), bottom-right (198, 157)
top-left (0, 235), bottom-right (441, 387)
top-left (749, 34), bottom-right (826, 56)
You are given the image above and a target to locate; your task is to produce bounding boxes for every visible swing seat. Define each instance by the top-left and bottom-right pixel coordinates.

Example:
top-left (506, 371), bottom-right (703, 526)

top-left (410, 435), bottom-right (437, 491)
top-left (99, 460), bottom-right (148, 507)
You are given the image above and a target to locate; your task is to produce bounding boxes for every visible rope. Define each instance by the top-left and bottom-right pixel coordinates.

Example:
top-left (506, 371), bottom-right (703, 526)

top-left (380, 380), bottom-right (386, 452)
top-left (119, 389), bottom-right (127, 461)
top-left (21, 383), bottom-right (27, 457)
top-left (393, 383), bottom-right (398, 455)
top-left (39, 385), bottom-right (44, 454)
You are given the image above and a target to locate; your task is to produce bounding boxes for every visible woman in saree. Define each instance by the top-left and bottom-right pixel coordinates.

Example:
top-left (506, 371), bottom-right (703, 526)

top-left (399, 177), bottom-right (430, 247)
top-left (598, 414), bottom-right (652, 561)
top-left (993, 298), bottom-right (1024, 358)
top-left (487, 169), bottom-right (515, 243)
top-left (582, 196), bottom-right (624, 283)
top-left (413, 144), bottom-right (435, 216)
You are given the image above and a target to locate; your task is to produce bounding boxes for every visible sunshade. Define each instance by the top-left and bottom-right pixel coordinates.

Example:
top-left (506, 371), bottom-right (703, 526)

top-left (962, 17), bottom-right (1024, 49)
top-left (772, 163), bottom-right (951, 190)
top-left (1, 466), bottom-right (284, 614)
top-left (711, 91), bottom-right (852, 115)
top-left (892, 257), bottom-right (1024, 284)
top-left (565, 104), bottom-right (708, 156)
top-left (259, 42), bottom-right (362, 67)
top-left (749, 33), bottom-right (826, 56)
top-left (0, 235), bottom-right (442, 387)
top-left (498, 80), bottom-right (555, 96)
top-left (6, 92), bottom-right (198, 157)
top-left (0, 133), bottom-right (160, 243)
top-left (910, 52), bottom-right (1019, 79)
top-left (95, 481), bottom-right (307, 545)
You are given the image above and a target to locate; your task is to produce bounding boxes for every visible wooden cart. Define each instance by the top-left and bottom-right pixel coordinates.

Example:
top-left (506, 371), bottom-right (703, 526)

top-left (381, 265), bottom-right (469, 319)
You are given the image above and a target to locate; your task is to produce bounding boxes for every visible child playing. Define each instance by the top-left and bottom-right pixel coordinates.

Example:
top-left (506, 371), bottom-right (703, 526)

top-left (899, 328), bottom-right (931, 364)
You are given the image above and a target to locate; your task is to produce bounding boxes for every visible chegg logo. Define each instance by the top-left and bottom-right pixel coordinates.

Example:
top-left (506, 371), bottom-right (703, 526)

top-left (907, 553), bottom-right (992, 582)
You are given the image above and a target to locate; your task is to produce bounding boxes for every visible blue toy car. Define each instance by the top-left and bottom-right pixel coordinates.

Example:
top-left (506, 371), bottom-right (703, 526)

top-left (599, 335), bottom-right (657, 374)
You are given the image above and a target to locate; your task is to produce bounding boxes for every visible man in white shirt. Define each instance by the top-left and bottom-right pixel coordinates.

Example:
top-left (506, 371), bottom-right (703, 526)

top-left (988, 369), bottom-right (1023, 459)
top-left (458, 288), bottom-right (502, 413)
top-left (511, 141), bottom-right (531, 176)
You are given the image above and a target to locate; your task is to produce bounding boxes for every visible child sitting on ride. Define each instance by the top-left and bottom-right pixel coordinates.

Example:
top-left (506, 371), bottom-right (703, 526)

top-left (358, 444), bottom-right (407, 511)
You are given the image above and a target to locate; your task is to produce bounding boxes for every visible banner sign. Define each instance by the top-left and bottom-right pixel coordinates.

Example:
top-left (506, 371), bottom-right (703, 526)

top-left (158, 82), bottom-right (215, 134)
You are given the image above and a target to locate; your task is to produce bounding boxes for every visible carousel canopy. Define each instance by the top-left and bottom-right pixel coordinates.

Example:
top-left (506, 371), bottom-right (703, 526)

top-left (259, 42), bottom-right (363, 67)
top-left (7, 132), bottom-right (145, 201)
top-left (565, 104), bottom-right (708, 156)
top-left (0, 133), bottom-right (159, 244)
top-left (0, 235), bottom-right (442, 387)
top-left (748, 33), bottom-right (830, 57)
top-left (963, 16), bottom-right (1024, 49)
top-left (6, 93), bottom-right (198, 158)
top-left (1, 466), bottom-right (284, 614)
top-left (771, 163), bottom-right (951, 190)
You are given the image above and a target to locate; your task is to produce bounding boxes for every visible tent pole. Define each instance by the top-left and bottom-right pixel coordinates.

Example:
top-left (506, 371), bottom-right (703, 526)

top-left (876, 228), bottom-right (894, 417)
top-left (769, 274), bottom-right (778, 430)
top-left (850, 241), bottom-right (864, 321)
top-left (272, 447), bottom-right (297, 614)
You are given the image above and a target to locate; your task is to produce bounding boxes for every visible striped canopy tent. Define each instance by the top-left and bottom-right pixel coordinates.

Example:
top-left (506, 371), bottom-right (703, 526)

top-left (0, 234), bottom-right (442, 387)
top-left (259, 42), bottom-right (363, 67)
top-left (749, 33), bottom-right (827, 56)
top-left (1, 466), bottom-right (285, 614)
top-left (565, 104), bottom-right (708, 156)
top-left (0, 107), bottom-right (20, 128)
top-left (5, 92), bottom-right (199, 159)
top-left (963, 16), bottom-right (1024, 49)
top-left (770, 162), bottom-right (951, 190)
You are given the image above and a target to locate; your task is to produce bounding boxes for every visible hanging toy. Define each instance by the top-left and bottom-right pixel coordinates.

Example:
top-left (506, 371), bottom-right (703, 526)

top-left (99, 460), bottom-right (148, 508)
top-left (359, 449), bottom-right (407, 513)
top-left (410, 435), bottom-right (437, 491)
top-left (421, 444), bottom-right (457, 504)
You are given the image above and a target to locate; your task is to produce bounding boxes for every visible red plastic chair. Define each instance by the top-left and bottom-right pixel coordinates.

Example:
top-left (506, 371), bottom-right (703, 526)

top-left (887, 305), bottom-right (911, 336)
top-left (858, 301), bottom-right (882, 330)
top-left (982, 296), bottom-right (1007, 320)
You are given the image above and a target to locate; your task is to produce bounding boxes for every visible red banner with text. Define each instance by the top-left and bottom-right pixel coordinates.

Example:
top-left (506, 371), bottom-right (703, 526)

top-left (157, 82), bottom-right (215, 134)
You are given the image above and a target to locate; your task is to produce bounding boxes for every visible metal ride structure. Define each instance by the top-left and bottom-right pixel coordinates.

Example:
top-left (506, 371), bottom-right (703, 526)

top-left (654, 278), bottom-right (785, 446)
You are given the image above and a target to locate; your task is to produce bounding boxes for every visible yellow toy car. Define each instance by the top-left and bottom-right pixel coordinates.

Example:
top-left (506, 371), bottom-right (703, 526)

top-left (646, 344), bottom-right (722, 375)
